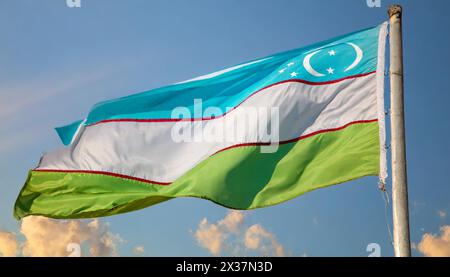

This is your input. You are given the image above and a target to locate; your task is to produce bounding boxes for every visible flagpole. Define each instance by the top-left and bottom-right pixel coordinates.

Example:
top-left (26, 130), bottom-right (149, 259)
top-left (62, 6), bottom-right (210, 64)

top-left (388, 4), bottom-right (411, 257)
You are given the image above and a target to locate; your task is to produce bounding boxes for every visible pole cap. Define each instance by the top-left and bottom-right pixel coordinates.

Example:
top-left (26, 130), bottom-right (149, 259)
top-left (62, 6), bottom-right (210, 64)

top-left (388, 4), bottom-right (402, 18)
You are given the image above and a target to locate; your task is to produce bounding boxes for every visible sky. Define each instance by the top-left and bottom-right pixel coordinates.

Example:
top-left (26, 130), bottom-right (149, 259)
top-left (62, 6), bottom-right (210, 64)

top-left (1, 0), bottom-right (450, 257)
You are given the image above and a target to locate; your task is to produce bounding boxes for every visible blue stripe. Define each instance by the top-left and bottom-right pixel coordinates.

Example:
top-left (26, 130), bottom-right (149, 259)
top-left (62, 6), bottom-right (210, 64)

top-left (55, 120), bottom-right (83, 146)
top-left (57, 24), bottom-right (383, 145)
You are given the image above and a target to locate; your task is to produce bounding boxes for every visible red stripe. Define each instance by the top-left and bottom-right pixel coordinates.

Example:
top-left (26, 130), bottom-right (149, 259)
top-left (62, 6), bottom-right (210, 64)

top-left (213, 119), bottom-right (378, 155)
top-left (35, 119), bottom-right (378, 186)
top-left (33, 169), bottom-right (171, 186)
top-left (89, 71), bottom-right (376, 126)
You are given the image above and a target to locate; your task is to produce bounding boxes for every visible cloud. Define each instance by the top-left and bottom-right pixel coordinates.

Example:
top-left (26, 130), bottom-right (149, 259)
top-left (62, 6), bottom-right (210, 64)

top-left (194, 218), bottom-right (224, 256)
top-left (194, 210), bottom-right (245, 256)
top-left (438, 210), bottom-right (447, 219)
top-left (193, 210), bottom-right (287, 257)
top-left (244, 224), bottom-right (285, 257)
top-left (0, 232), bottom-right (19, 257)
top-left (0, 216), bottom-right (123, 257)
top-left (133, 246), bottom-right (145, 255)
top-left (219, 210), bottom-right (244, 233)
top-left (417, 225), bottom-right (450, 257)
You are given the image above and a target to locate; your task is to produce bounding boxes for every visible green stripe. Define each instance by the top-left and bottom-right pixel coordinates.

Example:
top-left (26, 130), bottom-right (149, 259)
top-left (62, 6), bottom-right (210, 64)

top-left (14, 122), bottom-right (380, 219)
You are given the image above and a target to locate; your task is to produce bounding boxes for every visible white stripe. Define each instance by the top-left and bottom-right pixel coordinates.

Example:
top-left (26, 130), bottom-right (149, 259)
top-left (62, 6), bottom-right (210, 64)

top-left (376, 22), bottom-right (388, 184)
top-left (38, 74), bottom-right (378, 183)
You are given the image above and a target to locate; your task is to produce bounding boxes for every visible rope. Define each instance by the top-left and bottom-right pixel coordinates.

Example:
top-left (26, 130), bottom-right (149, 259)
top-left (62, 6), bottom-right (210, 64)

top-left (379, 181), bottom-right (394, 247)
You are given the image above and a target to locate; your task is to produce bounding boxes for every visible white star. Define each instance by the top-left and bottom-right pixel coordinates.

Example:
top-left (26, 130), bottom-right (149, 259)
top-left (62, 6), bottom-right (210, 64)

top-left (328, 50), bottom-right (336, 56)
top-left (326, 67), bottom-right (335, 74)
top-left (278, 68), bottom-right (286, 73)
top-left (290, 72), bottom-right (298, 77)
top-left (287, 62), bottom-right (295, 67)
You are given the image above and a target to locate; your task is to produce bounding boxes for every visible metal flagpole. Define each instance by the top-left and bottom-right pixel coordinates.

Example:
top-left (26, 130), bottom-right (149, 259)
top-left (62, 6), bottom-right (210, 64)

top-left (388, 4), bottom-right (411, 257)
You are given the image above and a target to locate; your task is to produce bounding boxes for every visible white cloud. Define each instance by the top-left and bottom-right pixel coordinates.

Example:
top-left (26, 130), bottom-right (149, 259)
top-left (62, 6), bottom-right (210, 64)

top-left (0, 232), bottom-right (19, 257)
top-left (438, 210), bottom-right (447, 219)
top-left (194, 218), bottom-right (224, 256)
top-left (193, 210), bottom-right (287, 257)
top-left (418, 225), bottom-right (450, 257)
top-left (219, 210), bottom-right (245, 233)
top-left (0, 216), bottom-right (123, 257)
top-left (133, 246), bottom-right (145, 255)
top-left (244, 224), bottom-right (285, 257)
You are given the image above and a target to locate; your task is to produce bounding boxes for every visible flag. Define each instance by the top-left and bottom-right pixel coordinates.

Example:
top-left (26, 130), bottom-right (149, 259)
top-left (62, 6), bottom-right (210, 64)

top-left (14, 23), bottom-right (388, 219)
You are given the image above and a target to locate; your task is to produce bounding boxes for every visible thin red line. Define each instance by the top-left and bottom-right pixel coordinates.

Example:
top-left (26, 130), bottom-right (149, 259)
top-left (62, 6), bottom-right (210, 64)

top-left (89, 71), bottom-right (376, 126)
top-left (213, 119), bottom-right (378, 155)
top-left (33, 169), bottom-right (171, 186)
top-left (35, 119), bottom-right (378, 186)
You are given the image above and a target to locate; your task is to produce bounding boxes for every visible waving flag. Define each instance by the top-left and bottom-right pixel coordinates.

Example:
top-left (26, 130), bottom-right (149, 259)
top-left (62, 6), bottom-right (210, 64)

top-left (15, 23), bottom-right (388, 219)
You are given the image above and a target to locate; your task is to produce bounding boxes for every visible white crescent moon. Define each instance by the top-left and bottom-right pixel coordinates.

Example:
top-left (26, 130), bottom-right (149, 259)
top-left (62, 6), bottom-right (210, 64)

top-left (303, 50), bottom-right (325, 77)
top-left (344, 43), bottom-right (363, 72)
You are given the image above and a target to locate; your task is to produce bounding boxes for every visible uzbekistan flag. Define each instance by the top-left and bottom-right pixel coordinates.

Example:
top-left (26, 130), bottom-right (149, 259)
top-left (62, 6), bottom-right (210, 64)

top-left (15, 23), bottom-right (388, 219)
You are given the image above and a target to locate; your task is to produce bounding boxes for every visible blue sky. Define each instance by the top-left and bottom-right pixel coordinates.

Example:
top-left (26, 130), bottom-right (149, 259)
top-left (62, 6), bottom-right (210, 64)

top-left (1, 0), bottom-right (449, 257)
